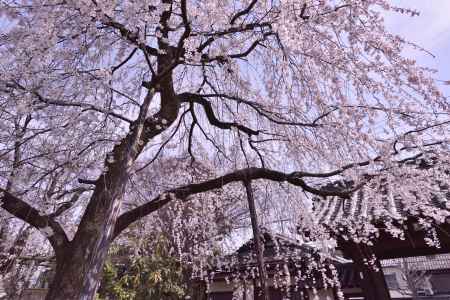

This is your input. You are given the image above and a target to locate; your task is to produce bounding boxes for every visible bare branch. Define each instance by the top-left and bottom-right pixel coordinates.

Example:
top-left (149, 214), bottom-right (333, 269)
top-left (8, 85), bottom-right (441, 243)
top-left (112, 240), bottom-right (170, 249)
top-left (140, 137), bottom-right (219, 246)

top-left (6, 82), bottom-right (133, 123)
top-left (197, 22), bottom-right (271, 52)
top-left (194, 92), bottom-right (324, 128)
top-left (230, 0), bottom-right (258, 24)
top-left (200, 32), bottom-right (273, 63)
top-left (111, 48), bottom-right (138, 73)
top-left (114, 167), bottom-right (358, 237)
top-left (101, 19), bottom-right (159, 57)
top-left (0, 189), bottom-right (69, 254)
top-left (179, 93), bottom-right (260, 135)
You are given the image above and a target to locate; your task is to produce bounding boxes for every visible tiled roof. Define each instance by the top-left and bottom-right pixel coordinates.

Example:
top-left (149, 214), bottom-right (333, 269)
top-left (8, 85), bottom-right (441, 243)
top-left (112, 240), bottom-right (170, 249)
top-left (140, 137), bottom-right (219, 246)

top-left (313, 188), bottom-right (449, 226)
top-left (233, 229), bottom-right (347, 266)
top-left (312, 156), bottom-right (450, 227)
top-left (382, 254), bottom-right (450, 271)
top-left (236, 229), bottom-right (309, 257)
top-left (208, 230), bottom-right (345, 285)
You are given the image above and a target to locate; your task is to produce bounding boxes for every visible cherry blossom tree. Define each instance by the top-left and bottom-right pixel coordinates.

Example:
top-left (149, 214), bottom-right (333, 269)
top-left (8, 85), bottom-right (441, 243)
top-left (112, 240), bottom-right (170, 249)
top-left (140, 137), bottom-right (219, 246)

top-left (0, 0), bottom-right (449, 299)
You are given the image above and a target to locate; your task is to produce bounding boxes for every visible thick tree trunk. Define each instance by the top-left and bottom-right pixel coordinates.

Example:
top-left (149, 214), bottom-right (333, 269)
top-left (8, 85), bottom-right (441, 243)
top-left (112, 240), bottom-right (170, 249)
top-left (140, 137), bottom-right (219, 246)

top-left (44, 91), bottom-right (171, 299)
top-left (45, 242), bottom-right (114, 299)
top-left (45, 209), bottom-right (121, 298)
top-left (44, 222), bottom-right (119, 299)
top-left (45, 168), bottom-right (127, 300)
top-left (45, 249), bottom-right (86, 299)
top-left (44, 43), bottom-right (178, 300)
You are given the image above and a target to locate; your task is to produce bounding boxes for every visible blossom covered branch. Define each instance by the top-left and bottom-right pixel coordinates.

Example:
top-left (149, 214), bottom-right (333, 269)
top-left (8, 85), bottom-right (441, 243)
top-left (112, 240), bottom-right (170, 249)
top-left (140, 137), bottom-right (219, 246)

top-left (114, 167), bottom-right (362, 237)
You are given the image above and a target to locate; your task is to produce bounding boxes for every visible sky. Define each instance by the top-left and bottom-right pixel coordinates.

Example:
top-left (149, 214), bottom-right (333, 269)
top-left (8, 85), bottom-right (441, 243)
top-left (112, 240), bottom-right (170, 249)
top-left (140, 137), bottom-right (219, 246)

top-left (385, 0), bottom-right (450, 96)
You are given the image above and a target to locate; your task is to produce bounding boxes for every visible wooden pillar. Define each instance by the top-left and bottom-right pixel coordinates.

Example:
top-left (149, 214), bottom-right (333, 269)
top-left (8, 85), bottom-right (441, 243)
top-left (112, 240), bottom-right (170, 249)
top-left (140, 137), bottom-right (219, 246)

top-left (302, 288), bottom-right (310, 300)
top-left (191, 280), bottom-right (207, 300)
top-left (245, 180), bottom-right (270, 300)
top-left (342, 241), bottom-right (391, 300)
top-left (332, 286), bottom-right (341, 300)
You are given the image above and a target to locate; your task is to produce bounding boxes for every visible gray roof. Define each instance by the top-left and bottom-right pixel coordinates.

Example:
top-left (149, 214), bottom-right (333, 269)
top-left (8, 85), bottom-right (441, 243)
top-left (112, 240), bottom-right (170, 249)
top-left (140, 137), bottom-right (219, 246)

top-left (382, 254), bottom-right (450, 271)
top-left (312, 156), bottom-right (450, 227)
